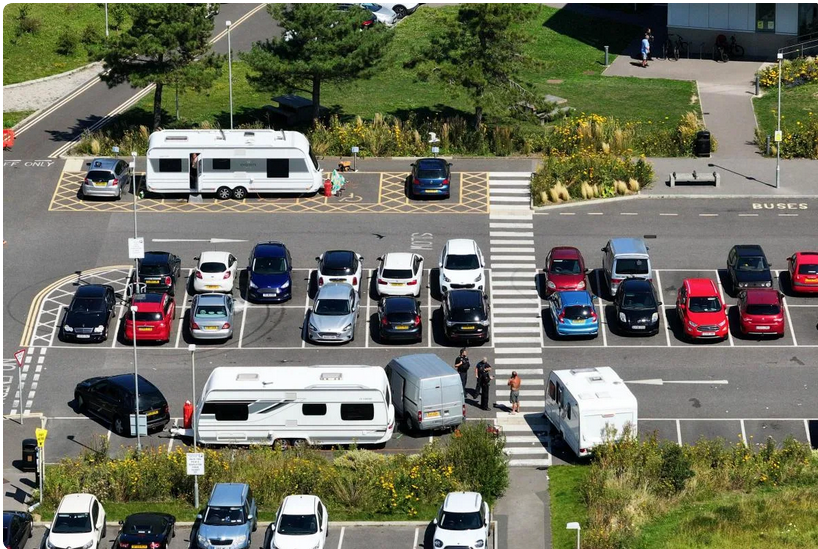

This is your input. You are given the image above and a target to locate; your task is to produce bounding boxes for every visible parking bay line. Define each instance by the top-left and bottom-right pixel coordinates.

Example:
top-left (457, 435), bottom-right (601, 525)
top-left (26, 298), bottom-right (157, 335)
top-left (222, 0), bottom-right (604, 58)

top-left (302, 270), bottom-right (313, 349)
top-left (653, 269), bottom-right (673, 348)
top-left (112, 266), bottom-right (135, 348)
top-left (713, 269), bottom-right (735, 347)
top-left (594, 269), bottom-right (608, 347)
top-left (174, 269), bottom-right (193, 349)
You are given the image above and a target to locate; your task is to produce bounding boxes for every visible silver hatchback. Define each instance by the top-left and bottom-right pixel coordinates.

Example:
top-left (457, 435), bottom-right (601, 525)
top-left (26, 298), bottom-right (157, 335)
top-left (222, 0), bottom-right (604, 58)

top-left (190, 293), bottom-right (234, 340)
top-left (307, 283), bottom-right (359, 343)
top-left (82, 158), bottom-right (131, 199)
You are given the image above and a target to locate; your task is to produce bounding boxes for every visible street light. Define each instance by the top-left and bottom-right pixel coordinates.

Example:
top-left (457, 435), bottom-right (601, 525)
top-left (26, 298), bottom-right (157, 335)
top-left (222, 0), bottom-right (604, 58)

top-left (566, 522), bottom-right (581, 549)
top-left (775, 51), bottom-right (783, 189)
top-left (130, 305), bottom-right (142, 453)
top-left (226, 20), bottom-right (233, 130)
top-left (188, 344), bottom-right (200, 508)
top-left (104, 3), bottom-right (109, 38)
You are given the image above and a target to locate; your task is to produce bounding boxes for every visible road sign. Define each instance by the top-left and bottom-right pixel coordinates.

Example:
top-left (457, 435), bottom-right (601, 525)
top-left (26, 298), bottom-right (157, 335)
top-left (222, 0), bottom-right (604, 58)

top-left (351, 146), bottom-right (359, 153)
top-left (128, 237), bottom-right (145, 259)
top-left (431, 146), bottom-right (440, 154)
top-left (14, 349), bottom-right (25, 368)
top-left (129, 414), bottom-right (148, 436)
top-left (35, 428), bottom-right (47, 447)
top-left (774, 130), bottom-right (782, 142)
top-left (187, 452), bottom-right (205, 476)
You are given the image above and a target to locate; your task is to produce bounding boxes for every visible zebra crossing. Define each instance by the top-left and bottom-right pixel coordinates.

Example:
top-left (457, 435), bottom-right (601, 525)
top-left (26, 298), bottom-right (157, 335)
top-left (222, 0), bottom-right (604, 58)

top-left (487, 172), bottom-right (552, 467)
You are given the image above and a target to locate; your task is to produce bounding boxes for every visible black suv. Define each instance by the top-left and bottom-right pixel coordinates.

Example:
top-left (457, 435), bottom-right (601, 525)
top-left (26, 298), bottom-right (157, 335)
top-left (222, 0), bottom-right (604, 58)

top-left (727, 245), bottom-right (773, 291)
top-left (378, 296), bottom-right (423, 342)
top-left (59, 285), bottom-right (117, 342)
top-left (443, 289), bottom-right (490, 342)
top-left (134, 251), bottom-right (183, 296)
top-left (74, 374), bottom-right (170, 436)
top-left (613, 278), bottom-right (661, 335)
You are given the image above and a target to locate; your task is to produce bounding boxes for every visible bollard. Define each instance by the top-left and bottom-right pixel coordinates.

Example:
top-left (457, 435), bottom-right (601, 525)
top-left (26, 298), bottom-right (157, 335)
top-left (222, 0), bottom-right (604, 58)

top-left (755, 75), bottom-right (760, 96)
top-left (604, 46), bottom-right (609, 66)
top-left (766, 135), bottom-right (771, 156)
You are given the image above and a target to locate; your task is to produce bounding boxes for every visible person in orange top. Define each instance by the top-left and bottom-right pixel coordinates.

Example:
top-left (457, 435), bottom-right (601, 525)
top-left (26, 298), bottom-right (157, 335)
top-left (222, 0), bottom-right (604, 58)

top-left (507, 371), bottom-right (521, 414)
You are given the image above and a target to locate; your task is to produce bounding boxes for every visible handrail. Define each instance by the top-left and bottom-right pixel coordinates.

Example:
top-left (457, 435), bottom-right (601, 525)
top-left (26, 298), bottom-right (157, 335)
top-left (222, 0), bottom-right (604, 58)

top-left (779, 37), bottom-right (818, 57)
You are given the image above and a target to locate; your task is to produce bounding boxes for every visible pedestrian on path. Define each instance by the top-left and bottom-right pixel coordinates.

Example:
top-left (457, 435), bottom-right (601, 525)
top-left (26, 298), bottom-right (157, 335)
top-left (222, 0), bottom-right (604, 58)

top-left (645, 28), bottom-right (654, 60)
top-left (641, 33), bottom-right (650, 68)
top-left (454, 348), bottom-right (470, 390)
top-left (474, 357), bottom-right (489, 399)
top-left (479, 362), bottom-right (494, 411)
top-left (507, 371), bottom-right (521, 414)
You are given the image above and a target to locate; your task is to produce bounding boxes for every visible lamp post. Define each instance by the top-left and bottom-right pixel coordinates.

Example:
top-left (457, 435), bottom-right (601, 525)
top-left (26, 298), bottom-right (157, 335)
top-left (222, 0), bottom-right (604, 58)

top-left (226, 20), bottom-right (234, 130)
top-left (566, 522), bottom-right (581, 549)
top-left (775, 51), bottom-right (783, 189)
top-left (104, 3), bottom-right (109, 38)
top-left (189, 344), bottom-right (200, 508)
top-left (130, 305), bottom-right (142, 453)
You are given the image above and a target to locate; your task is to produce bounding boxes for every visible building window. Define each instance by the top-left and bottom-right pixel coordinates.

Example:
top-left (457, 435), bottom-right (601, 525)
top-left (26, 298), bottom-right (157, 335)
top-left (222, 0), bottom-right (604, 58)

top-left (266, 159), bottom-right (289, 178)
top-left (158, 158), bottom-right (183, 172)
top-left (340, 403), bottom-right (374, 421)
top-left (212, 159), bottom-right (231, 170)
top-left (302, 403), bottom-right (327, 416)
top-left (799, 4), bottom-right (818, 38)
top-left (756, 4), bottom-right (776, 33)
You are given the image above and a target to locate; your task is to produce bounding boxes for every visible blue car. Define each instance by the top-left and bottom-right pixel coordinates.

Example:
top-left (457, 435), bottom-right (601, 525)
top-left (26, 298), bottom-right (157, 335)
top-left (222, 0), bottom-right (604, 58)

top-left (410, 158), bottom-right (452, 198)
top-left (247, 242), bottom-right (292, 303)
top-left (548, 290), bottom-right (599, 337)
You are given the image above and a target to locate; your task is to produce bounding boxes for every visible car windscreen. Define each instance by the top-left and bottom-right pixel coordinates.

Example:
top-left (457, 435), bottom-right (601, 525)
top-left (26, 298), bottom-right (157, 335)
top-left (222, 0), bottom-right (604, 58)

top-left (563, 305), bottom-right (595, 320)
top-left (688, 296), bottom-right (722, 313)
top-left (86, 170), bottom-right (114, 183)
top-left (417, 168), bottom-right (446, 180)
top-left (746, 303), bottom-right (780, 315)
top-left (253, 257), bottom-right (287, 275)
top-left (439, 511), bottom-right (483, 531)
top-left (737, 256), bottom-right (767, 271)
top-left (135, 312), bottom-right (162, 322)
top-left (203, 507), bottom-right (245, 526)
top-left (199, 262), bottom-right (226, 273)
top-left (381, 268), bottom-right (413, 279)
top-left (315, 298), bottom-right (350, 315)
top-left (196, 305), bottom-right (227, 317)
top-left (140, 264), bottom-right (169, 276)
top-left (445, 254), bottom-right (480, 270)
top-left (361, 3), bottom-right (382, 10)
top-left (550, 258), bottom-right (581, 275)
top-left (797, 264), bottom-right (818, 275)
top-left (614, 258), bottom-right (649, 275)
top-left (277, 514), bottom-right (318, 535)
top-left (71, 297), bottom-right (105, 313)
top-left (52, 513), bottom-right (92, 534)
top-left (622, 292), bottom-right (656, 310)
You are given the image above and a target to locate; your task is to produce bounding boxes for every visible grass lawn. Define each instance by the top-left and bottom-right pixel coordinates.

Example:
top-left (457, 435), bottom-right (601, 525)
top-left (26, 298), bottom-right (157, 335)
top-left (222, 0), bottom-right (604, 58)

top-left (548, 465), bottom-right (590, 549)
top-left (3, 110), bottom-right (34, 128)
top-left (633, 485), bottom-right (818, 548)
top-left (2, 3), bottom-right (114, 84)
top-left (753, 83), bottom-right (818, 138)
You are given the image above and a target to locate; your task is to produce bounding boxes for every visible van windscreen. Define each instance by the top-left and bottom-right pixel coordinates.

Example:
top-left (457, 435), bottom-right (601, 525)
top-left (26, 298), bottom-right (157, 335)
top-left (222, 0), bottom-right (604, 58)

top-left (614, 258), bottom-right (649, 275)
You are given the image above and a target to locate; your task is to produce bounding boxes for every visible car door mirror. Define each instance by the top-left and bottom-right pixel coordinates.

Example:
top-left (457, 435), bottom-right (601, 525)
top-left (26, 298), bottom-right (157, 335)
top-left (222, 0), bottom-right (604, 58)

top-left (657, 301), bottom-right (663, 307)
top-left (247, 515), bottom-right (254, 522)
top-left (314, 256), bottom-right (320, 262)
top-left (196, 514), bottom-right (203, 520)
top-left (410, 163), bottom-right (416, 167)
top-left (377, 256), bottom-right (383, 261)
top-left (118, 520), bottom-right (124, 525)
top-left (448, 163), bottom-right (453, 167)
top-left (194, 257), bottom-right (199, 261)
top-left (601, 247), bottom-right (606, 252)
top-left (724, 304), bottom-right (729, 311)
top-left (432, 518), bottom-right (438, 525)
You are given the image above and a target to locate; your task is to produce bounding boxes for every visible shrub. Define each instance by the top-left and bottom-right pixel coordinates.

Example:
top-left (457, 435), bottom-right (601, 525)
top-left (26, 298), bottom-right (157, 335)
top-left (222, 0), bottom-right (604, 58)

top-left (758, 57), bottom-right (818, 88)
top-left (756, 113), bottom-right (818, 159)
top-left (81, 23), bottom-right (104, 47)
top-left (658, 443), bottom-right (694, 495)
top-left (56, 30), bottom-right (80, 55)
top-left (446, 421), bottom-right (509, 503)
top-left (16, 5), bottom-right (41, 36)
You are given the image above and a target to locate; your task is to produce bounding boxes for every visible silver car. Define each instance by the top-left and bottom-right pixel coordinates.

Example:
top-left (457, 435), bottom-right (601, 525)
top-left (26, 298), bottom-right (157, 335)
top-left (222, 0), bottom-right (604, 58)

top-left (82, 157), bottom-right (131, 200)
top-left (190, 293), bottom-right (234, 340)
top-left (307, 283), bottom-right (359, 343)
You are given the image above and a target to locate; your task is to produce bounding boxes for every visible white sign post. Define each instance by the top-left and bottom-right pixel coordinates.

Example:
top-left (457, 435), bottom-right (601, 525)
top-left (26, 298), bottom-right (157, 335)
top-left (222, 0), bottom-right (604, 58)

top-left (14, 349), bottom-right (25, 424)
top-left (128, 237), bottom-right (145, 260)
top-left (186, 452), bottom-right (205, 476)
top-left (129, 414), bottom-right (148, 436)
top-left (351, 146), bottom-right (359, 172)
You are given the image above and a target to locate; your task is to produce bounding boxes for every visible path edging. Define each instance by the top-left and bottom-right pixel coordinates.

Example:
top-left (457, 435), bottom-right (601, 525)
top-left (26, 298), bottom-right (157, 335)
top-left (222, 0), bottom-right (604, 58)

top-left (4, 62), bottom-right (104, 90)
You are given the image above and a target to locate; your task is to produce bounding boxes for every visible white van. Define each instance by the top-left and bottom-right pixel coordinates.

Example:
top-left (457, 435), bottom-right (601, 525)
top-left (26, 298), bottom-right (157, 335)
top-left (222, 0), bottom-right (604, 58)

top-left (601, 238), bottom-right (653, 297)
top-left (386, 354), bottom-right (465, 432)
top-left (193, 366), bottom-right (395, 447)
top-left (543, 367), bottom-right (637, 457)
top-left (146, 129), bottom-right (323, 199)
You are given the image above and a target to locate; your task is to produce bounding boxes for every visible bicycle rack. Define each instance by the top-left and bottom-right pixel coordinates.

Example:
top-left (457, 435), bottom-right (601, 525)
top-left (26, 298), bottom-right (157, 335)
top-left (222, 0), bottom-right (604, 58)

top-left (698, 42), bottom-right (706, 60)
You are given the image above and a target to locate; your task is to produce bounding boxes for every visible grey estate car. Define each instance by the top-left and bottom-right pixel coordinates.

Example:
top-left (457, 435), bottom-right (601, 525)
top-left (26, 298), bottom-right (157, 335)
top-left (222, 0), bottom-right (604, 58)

top-left (307, 283), bottom-right (359, 343)
top-left (82, 158), bottom-right (131, 200)
top-left (196, 483), bottom-right (257, 549)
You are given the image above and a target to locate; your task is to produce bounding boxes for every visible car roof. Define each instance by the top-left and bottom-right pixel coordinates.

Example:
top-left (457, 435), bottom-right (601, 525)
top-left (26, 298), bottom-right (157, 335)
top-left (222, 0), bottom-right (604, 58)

top-left (449, 289), bottom-right (483, 308)
top-left (142, 251), bottom-right (172, 263)
top-left (281, 495), bottom-right (319, 515)
top-left (196, 293), bottom-right (229, 306)
top-left (446, 239), bottom-right (478, 255)
top-left (316, 282), bottom-right (354, 299)
top-left (557, 290), bottom-right (593, 306)
top-left (88, 158), bottom-right (120, 171)
top-left (685, 278), bottom-right (719, 295)
top-left (549, 246), bottom-right (582, 260)
top-left (417, 158), bottom-right (447, 169)
top-left (794, 251), bottom-right (818, 261)
top-left (743, 288), bottom-right (780, 304)
top-left (123, 513), bottom-right (173, 528)
top-left (107, 374), bottom-right (161, 395)
top-left (383, 253), bottom-right (414, 269)
top-left (199, 251), bottom-right (230, 264)
top-left (57, 493), bottom-right (95, 514)
top-left (733, 245), bottom-right (765, 257)
top-left (75, 284), bottom-right (108, 298)
top-left (323, 250), bottom-right (356, 266)
top-left (383, 296), bottom-right (417, 311)
top-left (253, 242), bottom-right (287, 257)
top-left (620, 278), bottom-right (653, 292)
top-left (442, 492), bottom-right (482, 513)
top-left (209, 483), bottom-right (248, 507)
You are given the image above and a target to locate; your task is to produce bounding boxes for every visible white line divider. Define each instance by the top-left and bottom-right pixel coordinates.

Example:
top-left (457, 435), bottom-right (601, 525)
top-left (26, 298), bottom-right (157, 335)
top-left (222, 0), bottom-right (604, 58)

top-left (302, 270), bottom-right (313, 349)
top-left (174, 268), bottom-right (193, 349)
top-left (653, 269), bottom-right (673, 348)
top-left (713, 269), bottom-right (735, 347)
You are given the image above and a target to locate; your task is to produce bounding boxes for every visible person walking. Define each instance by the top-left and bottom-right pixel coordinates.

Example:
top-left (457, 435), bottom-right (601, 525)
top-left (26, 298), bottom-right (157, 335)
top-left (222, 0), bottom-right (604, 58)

top-left (454, 348), bottom-right (470, 390)
top-left (507, 371), bottom-right (521, 414)
top-left (474, 357), bottom-right (489, 399)
top-left (641, 33), bottom-right (650, 67)
top-left (479, 361), bottom-right (494, 411)
top-left (645, 27), bottom-right (655, 60)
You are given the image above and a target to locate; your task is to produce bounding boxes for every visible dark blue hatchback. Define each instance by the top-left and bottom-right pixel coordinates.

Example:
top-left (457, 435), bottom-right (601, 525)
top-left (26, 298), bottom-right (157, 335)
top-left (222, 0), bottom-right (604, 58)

top-left (410, 158), bottom-right (452, 198)
top-left (247, 242), bottom-right (293, 303)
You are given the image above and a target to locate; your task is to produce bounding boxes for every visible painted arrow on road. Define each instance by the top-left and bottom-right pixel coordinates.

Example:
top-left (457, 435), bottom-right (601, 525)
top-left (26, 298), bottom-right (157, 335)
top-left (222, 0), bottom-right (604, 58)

top-left (152, 238), bottom-right (248, 244)
top-left (627, 379), bottom-right (729, 386)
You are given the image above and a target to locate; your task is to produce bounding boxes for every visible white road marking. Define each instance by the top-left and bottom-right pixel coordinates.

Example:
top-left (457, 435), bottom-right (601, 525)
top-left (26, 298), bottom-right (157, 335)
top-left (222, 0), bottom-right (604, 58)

top-left (587, 212), bottom-right (603, 216)
top-left (778, 213), bottom-right (798, 217)
top-left (490, 239), bottom-right (535, 246)
top-left (490, 231), bottom-right (534, 238)
top-left (413, 527), bottom-right (419, 549)
top-left (168, 418), bottom-right (178, 453)
top-left (490, 255), bottom-right (536, 262)
top-left (699, 213), bottom-right (719, 217)
top-left (676, 419), bottom-right (682, 445)
top-left (782, 296), bottom-right (799, 347)
top-left (489, 223), bottom-right (534, 229)
top-left (174, 269), bottom-right (193, 348)
top-left (738, 213), bottom-right (759, 217)
top-left (364, 271), bottom-right (371, 349)
top-left (337, 526), bottom-right (345, 549)
top-left (713, 270), bottom-right (735, 347)
top-left (493, 347), bottom-right (543, 354)
top-left (491, 247), bottom-right (536, 253)
top-left (740, 419), bottom-right (748, 447)
top-left (660, 213), bottom-right (678, 216)
top-left (559, 212), bottom-right (575, 216)
top-left (113, 266), bottom-right (135, 347)
top-left (805, 419), bottom-right (812, 449)
top-left (653, 269), bottom-right (673, 348)
top-left (492, 316), bottom-right (541, 323)
top-left (427, 281), bottom-right (433, 348)
top-left (302, 270), bottom-right (312, 349)
top-left (620, 212), bottom-right (638, 216)
top-left (489, 264), bottom-right (537, 270)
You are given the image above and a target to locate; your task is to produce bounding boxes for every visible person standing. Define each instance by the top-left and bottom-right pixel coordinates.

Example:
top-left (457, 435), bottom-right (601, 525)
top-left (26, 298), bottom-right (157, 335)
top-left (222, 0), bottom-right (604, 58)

top-left (641, 33), bottom-right (650, 68)
top-left (479, 362), bottom-right (494, 411)
top-left (507, 371), bottom-right (521, 415)
top-left (474, 357), bottom-right (489, 399)
top-left (645, 27), bottom-right (655, 60)
top-left (454, 348), bottom-right (470, 390)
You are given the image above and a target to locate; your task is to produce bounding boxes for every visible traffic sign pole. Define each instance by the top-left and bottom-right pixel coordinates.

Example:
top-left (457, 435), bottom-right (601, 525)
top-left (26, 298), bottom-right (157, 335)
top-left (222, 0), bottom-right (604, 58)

top-left (14, 349), bottom-right (26, 424)
top-left (35, 428), bottom-right (47, 507)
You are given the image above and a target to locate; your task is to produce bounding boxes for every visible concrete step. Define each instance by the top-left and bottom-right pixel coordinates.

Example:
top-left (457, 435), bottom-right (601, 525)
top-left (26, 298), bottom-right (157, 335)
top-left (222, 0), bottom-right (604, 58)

top-left (496, 414), bottom-right (549, 427)
top-left (509, 458), bottom-right (552, 467)
top-left (504, 447), bottom-right (549, 455)
top-left (495, 389), bottom-right (544, 397)
top-left (505, 434), bottom-right (549, 444)
top-left (500, 424), bottom-right (550, 433)
top-left (493, 377), bottom-right (544, 385)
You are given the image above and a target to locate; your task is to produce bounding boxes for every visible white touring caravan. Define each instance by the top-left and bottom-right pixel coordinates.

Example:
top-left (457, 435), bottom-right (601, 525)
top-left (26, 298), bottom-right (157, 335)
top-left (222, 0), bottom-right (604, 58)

top-left (146, 129), bottom-right (323, 199)
top-left (193, 366), bottom-right (395, 448)
top-left (543, 367), bottom-right (637, 458)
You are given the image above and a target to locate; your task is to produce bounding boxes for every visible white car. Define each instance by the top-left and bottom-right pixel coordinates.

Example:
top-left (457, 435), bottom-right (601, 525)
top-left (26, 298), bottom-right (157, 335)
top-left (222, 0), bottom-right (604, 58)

top-left (359, 3), bottom-right (398, 26)
top-left (46, 493), bottom-right (107, 549)
top-left (439, 239), bottom-right (485, 294)
top-left (193, 251), bottom-right (238, 293)
top-left (269, 495), bottom-right (328, 549)
top-left (376, 252), bottom-right (424, 297)
top-left (378, 2), bottom-right (421, 18)
top-left (316, 250), bottom-right (364, 293)
top-left (432, 492), bottom-right (490, 549)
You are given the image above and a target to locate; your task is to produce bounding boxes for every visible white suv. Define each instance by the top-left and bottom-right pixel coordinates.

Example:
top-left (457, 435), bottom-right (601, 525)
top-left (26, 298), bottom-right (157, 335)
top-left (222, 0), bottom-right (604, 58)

top-left (432, 492), bottom-right (490, 549)
top-left (269, 494), bottom-right (328, 549)
top-left (46, 493), bottom-right (106, 549)
top-left (439, 239), bottom-right (485, 294)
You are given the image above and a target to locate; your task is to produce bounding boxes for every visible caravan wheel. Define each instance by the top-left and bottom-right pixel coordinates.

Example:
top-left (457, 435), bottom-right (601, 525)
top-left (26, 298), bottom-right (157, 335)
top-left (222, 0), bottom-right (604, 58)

top-left (273, 438), bottom-right (291, 451)
top-left (293, 439), bottom-right (308, 448)
top-left (216, 187), bottom-right (232, 200)
top-left (232, 186), bottom-right (248, 200)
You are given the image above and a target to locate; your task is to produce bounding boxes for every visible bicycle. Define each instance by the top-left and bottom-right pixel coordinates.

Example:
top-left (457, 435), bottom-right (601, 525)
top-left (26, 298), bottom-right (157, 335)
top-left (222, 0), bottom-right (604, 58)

top-left (663, 34), bottom-right (689, 61)
top-left (715, 35), bottom-right (744, 62)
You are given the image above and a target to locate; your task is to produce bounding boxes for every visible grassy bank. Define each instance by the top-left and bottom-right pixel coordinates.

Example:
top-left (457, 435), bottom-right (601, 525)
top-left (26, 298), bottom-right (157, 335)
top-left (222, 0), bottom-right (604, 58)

top-left (549, 466), bottom-right (590, 549)
top-left (3, 110), bottom-right (34, 129)
top-left (753, 83), bottom-right (818, 139)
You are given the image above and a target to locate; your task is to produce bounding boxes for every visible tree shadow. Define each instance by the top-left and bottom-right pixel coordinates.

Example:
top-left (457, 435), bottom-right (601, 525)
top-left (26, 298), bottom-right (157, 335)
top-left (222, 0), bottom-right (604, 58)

top-left (541, 6), bottom-right (640, 56)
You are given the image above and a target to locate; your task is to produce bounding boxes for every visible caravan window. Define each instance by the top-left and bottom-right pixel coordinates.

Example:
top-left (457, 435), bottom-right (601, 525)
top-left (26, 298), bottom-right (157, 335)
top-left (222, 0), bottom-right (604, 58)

top-left (212, 159), bottom-right (231, 170)
top-left (566, 403), bottom-right (572, 420)
top-left (556, 384), bottom-right (563, 406)
top-left (302, 403), bottom-right (327, 416)
top-left (158, 159), bottom-right (183, 172)
top-left (341, 403), bottom-right (374, 421)
top-left (201, 402), bottom-right (249, 421)
top-left (267, 159), bottom-right (289, 178)
top-left (290, 158), bottom-right (308, 173)
top-left (547, 380), bottom-right (556, 401)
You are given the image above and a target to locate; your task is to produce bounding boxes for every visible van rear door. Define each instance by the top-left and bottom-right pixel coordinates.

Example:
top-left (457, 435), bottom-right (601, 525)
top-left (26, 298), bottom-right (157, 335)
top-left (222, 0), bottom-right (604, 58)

top-left (439, 374), bottom-right (465, 426)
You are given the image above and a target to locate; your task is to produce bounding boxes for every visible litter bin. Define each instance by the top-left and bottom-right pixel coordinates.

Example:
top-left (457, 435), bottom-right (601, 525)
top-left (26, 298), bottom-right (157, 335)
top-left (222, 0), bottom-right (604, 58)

top-left (21, 439), bottom-right (37, 472)
top-left (694, 130), bottom-right (711, 157)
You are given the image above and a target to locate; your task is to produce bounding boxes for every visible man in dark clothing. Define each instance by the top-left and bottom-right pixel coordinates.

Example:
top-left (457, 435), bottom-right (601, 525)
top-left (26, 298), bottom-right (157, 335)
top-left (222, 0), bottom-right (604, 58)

top-left (454, 348), bottom-right (470, 390)
top-left (474, 357), bottom-right (489, 399)
top-left (479, 361), bottom-right (494, 411)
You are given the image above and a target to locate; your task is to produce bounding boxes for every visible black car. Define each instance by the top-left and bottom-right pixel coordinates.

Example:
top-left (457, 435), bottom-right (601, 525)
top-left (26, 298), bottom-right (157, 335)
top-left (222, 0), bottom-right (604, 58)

top-left (134, 252), bottom-right (182, 296)
top-left (613, 278), bottom-right (661, 335)
top-left (443, 289), bottom-right (490, 342)
top-left (74, 374), bottom-right (170, 436)
top-left (3, 511), bottom-right (32, 549)
top-left (727, 245), bottom-right (773, 291)
top-left (59, 285), bottom-right (117, 342)
top-left (116, 513), bottom-right (176, 549)
top-left (378, 296), bottom-right (422, 342)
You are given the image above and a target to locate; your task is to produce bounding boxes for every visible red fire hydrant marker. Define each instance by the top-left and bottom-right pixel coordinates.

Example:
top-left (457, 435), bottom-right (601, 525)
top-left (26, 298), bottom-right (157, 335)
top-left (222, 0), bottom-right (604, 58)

top-left (324, 179), bottom-right (333, 197)
top-left (183, 400), bottom-right (193, 429)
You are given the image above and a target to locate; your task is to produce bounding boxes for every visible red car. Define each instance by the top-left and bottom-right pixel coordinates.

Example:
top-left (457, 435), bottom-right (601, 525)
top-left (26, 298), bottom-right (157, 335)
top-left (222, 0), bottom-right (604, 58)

top-left (787, 251), bottom-right (818, 294)
top-left (543, 247), bottom-right (587, 295)
top-left (737, 289), bottom-right (785, 337)
top-left (676, 278), bottom-right (728, 341)
top-left (124, 292), bottom-right (175, 343)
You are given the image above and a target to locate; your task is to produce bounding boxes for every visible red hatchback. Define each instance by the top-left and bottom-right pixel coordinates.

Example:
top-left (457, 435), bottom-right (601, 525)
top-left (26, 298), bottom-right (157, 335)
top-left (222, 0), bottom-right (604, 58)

top-left (738, 289), bottom-right (785, 337)
top-left (676, 278), bottom-right (729, 341)
top-left (543, 247), bottom-right (587, 295)
top-left (124, 292), bottom-right (175, 343)
top-left (787, 251), bottom-right (818, 294)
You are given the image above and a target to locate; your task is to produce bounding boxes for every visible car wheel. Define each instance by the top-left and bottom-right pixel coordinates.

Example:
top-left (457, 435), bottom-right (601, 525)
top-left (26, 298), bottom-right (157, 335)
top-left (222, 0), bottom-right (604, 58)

top-left (75, 393), bottom-right (86, 413)
top-left (113, 416), bottom-right (127, 436)
top-left (116, 188), bottom-right (122, 201)
top-left (102, 523), bottom-right (107, 538)
top-left (393, 4), bottom-right (407, 17)
top-left (216, 186), bottom-right (232, 200)
top-left (232, 186), bottom-right (248, 200)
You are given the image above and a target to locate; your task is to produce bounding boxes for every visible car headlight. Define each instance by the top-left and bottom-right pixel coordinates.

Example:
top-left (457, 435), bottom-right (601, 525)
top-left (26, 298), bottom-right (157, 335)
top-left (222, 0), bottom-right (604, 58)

top-left (46, 539), bottom-right (55, 549)
top-left (475, 273), bottom-right (482, 282)
top-left (343, 323), bottom-right (353, 332)
top-left (93, 325), bottom-right (105, 333)
top-left (577, 280), bottom-right (586, 289)
top-left (63, 325), bottom-right (74, 332)
top-left (197, 533), bottom-right (207, 546)
top-left (764, 281), bottom-right (772, 287)
top-left (281, 280), bottom-right (290, 289)
top-left (476, 540), bottom-right (485, 548)
top-left (442, 274), bottom-right (451, 283)
top-left (480, 319), bottom-right (490, 326)
top-left (687, 320), bottom-right (698, 328)
top-left (651, 312), bottom-right (659, 323)
top-left (547, 281), bottom-right (556, 289)
top-left (79, 541), bottom-right (93, 549)
top-left (434, 540), bottom-right (443, 548)
top-left (249, 281), bottom-right (258, 289)
top-left (232, 535), bottom-right (246, 546)
top-left (309, 322), bottom-right (318, 331)
top-left (619, 312), bottom-right (627, 323)
top-left (445, 320), bottom-right (455, 327)
top-left (718, 320), bottom-right (727, 327)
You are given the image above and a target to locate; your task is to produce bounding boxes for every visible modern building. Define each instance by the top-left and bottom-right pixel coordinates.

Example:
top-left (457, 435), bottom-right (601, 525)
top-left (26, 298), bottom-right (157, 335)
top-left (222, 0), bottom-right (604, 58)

top-left (667, 3), bottom-right (818, 59)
